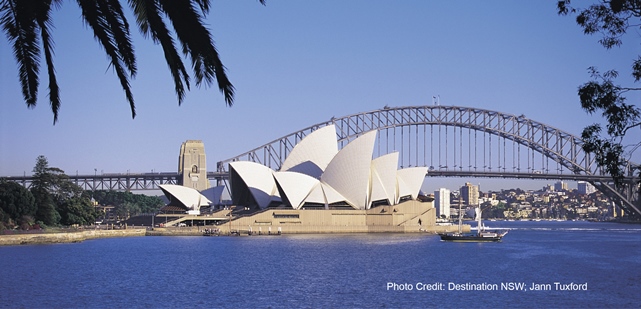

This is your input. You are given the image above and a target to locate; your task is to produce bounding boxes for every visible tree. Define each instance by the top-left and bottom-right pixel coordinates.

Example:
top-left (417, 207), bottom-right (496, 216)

top-left (31, 156), bottom-right (60, 225)
top-left (30, 155), bottom-right (97, 226)
top-left (1, 0), bottom-right (266, 124)
top-left (55, 180), bottom-right (97, 226)
top-left (0, 179), bottom-right (37, 220)
top-left (557, 0), bottom-right (641, 185)
top-left (0, 208), bottom-right (7, 231)
top-left (0, 179), bottom-right (37, 229)
top-left (58, 195), bottom-right (96, 226)
top-left (91, 190), bottom-right (164, 218)
top-left (115, 201), bottom-right (140, 220)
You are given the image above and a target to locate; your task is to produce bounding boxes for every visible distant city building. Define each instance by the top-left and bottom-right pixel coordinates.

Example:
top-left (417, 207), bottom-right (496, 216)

top-left (460, 182), bottom-right (479, 206)
top-left (178, 140), bottom-right (210, 191)
top-left (434, 188), bottom-right (451, 218)
top-left (544, 184), bottom-right (554, 191)
top-left (577, 181), bottom-right (596, 195)
top-left (554, 181), bottom-right (568, 192)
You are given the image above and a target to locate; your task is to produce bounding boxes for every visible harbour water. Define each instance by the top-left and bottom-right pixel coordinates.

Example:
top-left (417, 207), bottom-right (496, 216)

top-left (1, 220), bottom-right (640, 308)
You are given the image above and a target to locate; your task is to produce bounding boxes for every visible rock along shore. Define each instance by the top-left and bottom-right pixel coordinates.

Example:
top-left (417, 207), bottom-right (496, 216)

top-left (0, 229), bottom-right (146, 246)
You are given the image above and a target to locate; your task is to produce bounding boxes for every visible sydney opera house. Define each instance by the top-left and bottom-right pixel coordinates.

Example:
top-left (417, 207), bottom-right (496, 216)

top-left (230, 125), bottom-right (427, 210)
top-left (158, 125), bottom-right (442, 233)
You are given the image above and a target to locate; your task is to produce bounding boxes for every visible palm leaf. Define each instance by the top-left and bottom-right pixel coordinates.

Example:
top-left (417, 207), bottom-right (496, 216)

top-left (128, 0), bottom-right (190, 104)
top-left (104, 0), bottom-right (136, 76)
top-left (76, 0), bottom-right (137, 118)
top-left (159, 0), bottom-right (234, 106)
top-left (1, 0), bottom-right (41, 106)
top-left (35, 0), bottom-right (62, 124)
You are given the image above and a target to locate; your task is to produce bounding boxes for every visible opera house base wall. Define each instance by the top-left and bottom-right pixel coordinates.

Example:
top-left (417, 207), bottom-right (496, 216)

top-left (219, 200), bottom-right (470, 234)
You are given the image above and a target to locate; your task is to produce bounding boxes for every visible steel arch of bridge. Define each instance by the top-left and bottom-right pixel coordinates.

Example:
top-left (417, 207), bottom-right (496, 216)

top-left (217, 105), bottom-right (640, 216)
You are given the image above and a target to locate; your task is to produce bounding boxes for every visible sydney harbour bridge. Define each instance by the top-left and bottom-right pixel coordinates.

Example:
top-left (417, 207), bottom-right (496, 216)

top-left (6, 105), bottom-right (641, 217)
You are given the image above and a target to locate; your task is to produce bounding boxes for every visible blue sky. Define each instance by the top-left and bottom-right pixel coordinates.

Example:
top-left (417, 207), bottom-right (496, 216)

top-left (1, 1), bottom-right (639, 193)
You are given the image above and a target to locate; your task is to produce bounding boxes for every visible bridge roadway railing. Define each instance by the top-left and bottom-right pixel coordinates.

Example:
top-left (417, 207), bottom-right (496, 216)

top-left (3, 170), bottom-right (620, 190)
top-left (2, 172), bottom-right (181, 191)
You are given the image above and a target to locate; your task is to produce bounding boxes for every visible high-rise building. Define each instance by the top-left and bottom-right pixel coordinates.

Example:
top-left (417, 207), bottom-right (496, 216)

top-left (434, 188), bottom-right (451, 218)
top-left (554, 181), bottom-right (568, 192)
top-left (577, 181), bottom-right (596, 195)
top-left (178, 140), bottom-right (210, 191)
top-left (460, 182), bottom-right (479, 206)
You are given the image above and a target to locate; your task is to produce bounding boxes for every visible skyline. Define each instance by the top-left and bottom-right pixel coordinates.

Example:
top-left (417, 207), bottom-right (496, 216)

top-left (1, 1), bottom-right (639, 193)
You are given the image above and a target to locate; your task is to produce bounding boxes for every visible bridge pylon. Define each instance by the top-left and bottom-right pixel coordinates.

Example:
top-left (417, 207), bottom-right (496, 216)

top-left (178, 140), bottom-right (210, 191)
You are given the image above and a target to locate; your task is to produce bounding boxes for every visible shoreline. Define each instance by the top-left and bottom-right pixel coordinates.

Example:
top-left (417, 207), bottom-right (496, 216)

top-left (0, 226), bottom-right (449, 246)
top-left (1, 219), bottom-right (638, 246)
top-left (0, 229), bottom-right (146, 246)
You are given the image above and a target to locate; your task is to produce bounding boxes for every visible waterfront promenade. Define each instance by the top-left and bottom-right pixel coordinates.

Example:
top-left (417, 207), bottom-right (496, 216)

top-left (0, 229), bottom-right (146, 246)
top-left (0, 223), bottom-right (466, 246)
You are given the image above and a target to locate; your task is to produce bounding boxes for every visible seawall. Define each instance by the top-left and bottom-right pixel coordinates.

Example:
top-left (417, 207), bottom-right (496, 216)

top-left (0, 229), bottom-right (146, 246)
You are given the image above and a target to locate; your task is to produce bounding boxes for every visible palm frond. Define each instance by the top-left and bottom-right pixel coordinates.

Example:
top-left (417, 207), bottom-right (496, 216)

top-left (128, 0), bottom-right (190, 104)
top-left (76, 0), bottom-right (137, 118)
top-left (35, 0), bottom-right (62, 124)
top-left (193, 0), bottom-right (210, 14)
top-left (159, 0), bottom-right (234, 106)
top-left (128, 0), bottom-right (150, 35)
top-left (104, 0), bottom-right (136, 76)
top-left (1, 0), bottom-right (41, 106)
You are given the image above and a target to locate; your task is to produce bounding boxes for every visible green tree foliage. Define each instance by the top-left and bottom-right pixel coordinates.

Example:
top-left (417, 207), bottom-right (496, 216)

top-left (488, 202), bottom-right (507, 219)
top-left (92, 190), bottom-right (164, 220)
top-left (115, 202), bottom-right (139, 220)
top-left (14, 156), bottom-right (161, 227)
top-left (558, 0), bottom-right (641, 185)
top-left (31, 155), bottom-right (61, 225)
top-left (31, 186), bottom-right (60, 227)
top-left (0, 179), bottom-right (37, 229)
top-left (58, 195), bottom-right (96, 226)
top-left (0, 208), bottom-right (6, 231)
top-left (0, 179), bottom-right (37, 219)
top-left (0, 0), bottom-right (266, 124)
top-left (29, 155), bottom-right (98, 227)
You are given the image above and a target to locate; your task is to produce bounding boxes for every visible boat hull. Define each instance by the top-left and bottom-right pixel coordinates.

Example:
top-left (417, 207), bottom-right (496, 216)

top-left (439, 233), bottom-right (504, 242)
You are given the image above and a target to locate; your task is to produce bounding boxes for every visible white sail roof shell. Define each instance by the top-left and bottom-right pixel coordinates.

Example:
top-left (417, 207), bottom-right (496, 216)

top-left (304, 183), bottom-right (327, 205)
top-left (229, 161), bottom-right (280, 208)
top-left (396, 167), bottom-right (428, 202)
top-left (280, 125), bottom-right (338, 179)
top-left (200, 185), bottom-right (225, 205)
top-left (370, 152), bottom-right (399, 207)
top-left (321, 131), bottom-right (377, 209)
top-left (297, 182), bottom-right (347, 207)
top-left (273, 171), bottom-right (319, 209)
top-left (159, 184), bottom-right (212, 210)
top-left (320, 182), bottom-right (346, 205)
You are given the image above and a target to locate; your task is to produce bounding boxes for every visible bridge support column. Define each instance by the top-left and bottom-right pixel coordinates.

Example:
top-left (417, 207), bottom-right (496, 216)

top-left (178, 140), bottom-right (210, 191)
